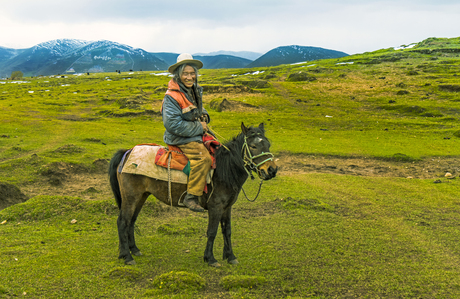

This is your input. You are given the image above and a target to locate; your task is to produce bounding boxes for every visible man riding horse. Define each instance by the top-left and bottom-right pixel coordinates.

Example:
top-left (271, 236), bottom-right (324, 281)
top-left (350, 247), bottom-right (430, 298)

top-left (161, 53), bottom-right (211, 212)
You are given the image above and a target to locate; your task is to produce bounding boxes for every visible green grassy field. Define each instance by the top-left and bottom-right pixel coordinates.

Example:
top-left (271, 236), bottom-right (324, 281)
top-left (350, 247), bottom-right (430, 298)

top-left (1, 37), bottom-right (460, 298)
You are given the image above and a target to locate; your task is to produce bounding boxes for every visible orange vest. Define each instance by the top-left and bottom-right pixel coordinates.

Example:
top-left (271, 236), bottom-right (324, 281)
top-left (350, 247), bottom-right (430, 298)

top-left (162, 79), bottom-right (197, 114)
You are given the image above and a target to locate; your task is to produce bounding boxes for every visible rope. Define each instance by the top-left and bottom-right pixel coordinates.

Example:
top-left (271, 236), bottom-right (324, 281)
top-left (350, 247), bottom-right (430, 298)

top-left (207, 126), bottom-right (230, 151)
top-left (241, 179), bottom-right (264, 202)
top-left (167, 154), bottom-right (173, 206)
top-left (207, 125), bottom-right (229, 143)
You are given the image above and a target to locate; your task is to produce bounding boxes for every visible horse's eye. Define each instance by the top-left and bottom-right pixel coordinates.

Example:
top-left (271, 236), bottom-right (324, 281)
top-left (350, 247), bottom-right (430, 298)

top-left (250, 145), bottom-right (257, 150)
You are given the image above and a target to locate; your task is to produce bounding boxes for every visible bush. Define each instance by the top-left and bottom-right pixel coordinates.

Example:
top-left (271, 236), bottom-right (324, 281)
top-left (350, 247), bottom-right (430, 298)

top-left (286, 72), bottom-right (317, 82)
top-left (10, 71), bottom-right (23, 80)
top-left (150, 271), bottom-right (205, 293)
top-left (104, 267), bottom-right (142, 281)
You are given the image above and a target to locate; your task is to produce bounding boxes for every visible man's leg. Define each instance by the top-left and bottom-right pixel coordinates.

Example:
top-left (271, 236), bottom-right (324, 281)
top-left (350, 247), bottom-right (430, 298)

top-left (179, 141), bottom-right (212, 212)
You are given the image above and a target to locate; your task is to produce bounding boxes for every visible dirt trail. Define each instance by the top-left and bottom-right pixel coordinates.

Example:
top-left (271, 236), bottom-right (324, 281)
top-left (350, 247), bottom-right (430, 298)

top-left (1, 153), bottom-right (459, 211)
top-left (276, 153), bottom-right (459, 179)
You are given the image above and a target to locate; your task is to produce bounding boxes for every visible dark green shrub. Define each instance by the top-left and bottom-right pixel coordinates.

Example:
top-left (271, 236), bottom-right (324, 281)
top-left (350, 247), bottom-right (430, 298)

top-left (151, 271), bottom-right (205, 293)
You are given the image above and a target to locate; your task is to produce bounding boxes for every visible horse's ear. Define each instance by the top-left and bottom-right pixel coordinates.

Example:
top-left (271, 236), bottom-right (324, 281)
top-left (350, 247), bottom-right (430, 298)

top-left (258, 123), bottom-right (265, 132)
top-left (241, 122), bottom-right (248, 135)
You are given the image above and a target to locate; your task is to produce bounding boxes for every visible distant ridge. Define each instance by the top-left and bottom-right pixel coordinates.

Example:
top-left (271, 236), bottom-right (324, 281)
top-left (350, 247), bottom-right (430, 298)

top-left (247, 45), bottom-right (348, 67)
top-left (0, 39), bottom-right (168, 77)
top-left (193, 50), bottom-right (263, 61)
top-left (0, 39), bottom-right (349, 77)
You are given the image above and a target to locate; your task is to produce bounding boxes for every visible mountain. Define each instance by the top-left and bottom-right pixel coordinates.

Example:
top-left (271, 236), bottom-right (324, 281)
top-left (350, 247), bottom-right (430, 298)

top-left (193, 50), bottom-right (262, 61)
top-left (247, 45), bottom-right (348, 67)
top-left (0, 39), bottom-right (349, 77)
top-left (0, 39), bottom-right (92, 77)
top-left (0, 39), bottom-right (168, 77)
top-left (0, 46), bottom-right (24, 65)
top-left (152, 53), bottom-right (252, 69)
top-left (0, 46), bottom-right (26, 74)
top-left (195, 55), bottom-right (252, 69)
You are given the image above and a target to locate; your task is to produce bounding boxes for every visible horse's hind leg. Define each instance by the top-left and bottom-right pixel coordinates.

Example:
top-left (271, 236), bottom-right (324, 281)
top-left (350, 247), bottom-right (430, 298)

top-left (117, 178), bottom-right (148, 265)
top-left (128, 198), bottom-right (148, 257)
top-left (117, 207), bottom-right (134, 264)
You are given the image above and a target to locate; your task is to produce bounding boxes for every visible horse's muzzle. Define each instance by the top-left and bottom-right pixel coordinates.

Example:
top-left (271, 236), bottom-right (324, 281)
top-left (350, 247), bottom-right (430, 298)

top-left (259, 163), bottom-right (278, 180)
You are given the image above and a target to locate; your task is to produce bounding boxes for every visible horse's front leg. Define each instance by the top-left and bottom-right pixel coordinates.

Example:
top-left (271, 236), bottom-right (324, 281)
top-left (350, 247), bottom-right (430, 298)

top-left (204, 205), bottom-right (223, 267)
top-left (221, 206), bottom-right (238, 264)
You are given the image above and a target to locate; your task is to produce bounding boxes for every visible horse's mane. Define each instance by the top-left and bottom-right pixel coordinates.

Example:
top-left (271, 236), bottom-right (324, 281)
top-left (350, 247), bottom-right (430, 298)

top-left (214, 126), bottom-right (266, 191)
top-left (214, 133), bottom-right (246, 191)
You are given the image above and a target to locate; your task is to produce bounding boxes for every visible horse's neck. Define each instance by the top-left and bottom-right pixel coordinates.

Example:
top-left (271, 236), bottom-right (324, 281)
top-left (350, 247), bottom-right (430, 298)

top-left (213, 136), bottom-right (248, 192)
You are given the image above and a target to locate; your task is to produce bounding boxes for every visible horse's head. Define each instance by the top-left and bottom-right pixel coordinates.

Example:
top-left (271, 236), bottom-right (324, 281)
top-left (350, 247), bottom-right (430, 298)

top-left (241, 122), bottom-right (278, 180)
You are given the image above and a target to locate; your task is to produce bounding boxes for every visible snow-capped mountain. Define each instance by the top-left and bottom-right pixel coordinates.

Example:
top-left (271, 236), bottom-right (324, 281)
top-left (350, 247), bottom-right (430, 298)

top-left (32, 39), bottom-right (92, 56)
top-left (0, 39), bottom-right (170, 77)
top-left (0, 39), bottom-right (349, 77)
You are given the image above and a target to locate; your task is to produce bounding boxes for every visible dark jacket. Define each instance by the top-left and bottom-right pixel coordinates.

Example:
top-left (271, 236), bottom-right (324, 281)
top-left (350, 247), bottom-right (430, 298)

top-left (161, 79), bottom-right (210, 145)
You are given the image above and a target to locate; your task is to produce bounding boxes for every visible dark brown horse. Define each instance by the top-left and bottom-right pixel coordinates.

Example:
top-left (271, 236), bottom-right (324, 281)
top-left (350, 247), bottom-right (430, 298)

top-left (109, 123), bottom-right (278, 266)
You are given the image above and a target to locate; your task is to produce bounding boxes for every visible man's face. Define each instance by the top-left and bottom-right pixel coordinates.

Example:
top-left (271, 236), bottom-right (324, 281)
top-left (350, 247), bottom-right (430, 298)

top-left (180, 65), bottom-right (196, 88)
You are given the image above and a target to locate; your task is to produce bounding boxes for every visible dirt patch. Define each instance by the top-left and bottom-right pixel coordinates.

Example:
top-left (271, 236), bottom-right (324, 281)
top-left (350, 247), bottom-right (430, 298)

top-left (439, 84), bottom-right (460, 92)
top-left (276, 152), bottom-right (460, 180)
top-left (202, 85), bottom-right (253, 94)
top-left (209, 98), bottom-right (258, 112)
top-left (9, 159), bottom-right (113, 211)
top-left (0, 183), bottom-right (29, 210)
top-left (3, 153), bottom-right (459, 211)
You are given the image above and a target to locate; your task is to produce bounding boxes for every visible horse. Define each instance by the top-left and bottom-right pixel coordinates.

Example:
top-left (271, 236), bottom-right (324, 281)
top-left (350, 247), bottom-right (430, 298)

top-left (108, 122), bottom-right (278, 266)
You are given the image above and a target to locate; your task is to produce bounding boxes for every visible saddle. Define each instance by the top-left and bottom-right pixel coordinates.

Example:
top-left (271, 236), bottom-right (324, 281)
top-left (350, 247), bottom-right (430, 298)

top-left (154, 133), bottom-right (220, 173)
top-left (119, 134), bottom-right (220, 199)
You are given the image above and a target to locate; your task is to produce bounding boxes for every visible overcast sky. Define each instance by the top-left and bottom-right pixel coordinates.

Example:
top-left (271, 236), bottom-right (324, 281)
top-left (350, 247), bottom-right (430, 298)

top-left (1, 0), bottom-right (459, 55)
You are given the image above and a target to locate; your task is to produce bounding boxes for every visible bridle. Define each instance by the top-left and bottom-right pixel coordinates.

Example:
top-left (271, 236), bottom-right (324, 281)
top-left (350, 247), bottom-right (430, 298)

top-left (240, 135), bottom-right (275, 202)
top-left (207, 127), bottom-right (275, 202)
top-left (241, 135), bottom-right (274, 180)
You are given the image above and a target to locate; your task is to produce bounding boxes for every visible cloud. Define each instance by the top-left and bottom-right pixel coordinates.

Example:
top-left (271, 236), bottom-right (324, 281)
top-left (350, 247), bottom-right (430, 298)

top-left (0, 0), bottom-right (459, 54)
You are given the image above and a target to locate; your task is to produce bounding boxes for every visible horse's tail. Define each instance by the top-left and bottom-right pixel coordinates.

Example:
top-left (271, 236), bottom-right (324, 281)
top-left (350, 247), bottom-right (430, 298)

top-left (109, 149), bottom-right (128, 210)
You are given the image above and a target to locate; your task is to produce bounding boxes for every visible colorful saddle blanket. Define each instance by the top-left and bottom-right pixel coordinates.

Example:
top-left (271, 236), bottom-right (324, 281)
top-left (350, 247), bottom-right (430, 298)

top-left (120, 144), bottom-right (189, 184)
top-left (120, 134), bottom-right (220, 185)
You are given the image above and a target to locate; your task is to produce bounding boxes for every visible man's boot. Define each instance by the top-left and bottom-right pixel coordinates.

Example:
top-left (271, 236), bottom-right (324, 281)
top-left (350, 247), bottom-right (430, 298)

top-left (183, 193), bottom-right (204, 212)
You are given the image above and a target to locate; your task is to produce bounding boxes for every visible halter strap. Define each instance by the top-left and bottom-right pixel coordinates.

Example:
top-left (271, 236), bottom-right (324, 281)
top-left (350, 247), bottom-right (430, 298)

top-left (241, 136), bottom-right (274, 179)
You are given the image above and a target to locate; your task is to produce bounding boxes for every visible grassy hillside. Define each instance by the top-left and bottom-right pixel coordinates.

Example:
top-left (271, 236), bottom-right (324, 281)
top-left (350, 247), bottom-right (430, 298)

top-left (1, 37), bottom-right (460, 298)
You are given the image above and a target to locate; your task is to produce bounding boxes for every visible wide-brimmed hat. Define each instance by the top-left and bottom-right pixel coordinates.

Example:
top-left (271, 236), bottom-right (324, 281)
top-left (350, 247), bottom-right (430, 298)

top-left (168, 53), bottom-right (203, 73)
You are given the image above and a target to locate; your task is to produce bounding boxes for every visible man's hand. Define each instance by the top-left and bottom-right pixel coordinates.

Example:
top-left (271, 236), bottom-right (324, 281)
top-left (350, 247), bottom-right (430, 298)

top-left (201, 121), bottom-right (208, 132)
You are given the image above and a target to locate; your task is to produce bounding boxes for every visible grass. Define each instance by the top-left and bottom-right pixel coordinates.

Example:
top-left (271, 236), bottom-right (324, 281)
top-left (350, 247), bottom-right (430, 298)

top-left (1, 36), bottom-right (460, 297)
top-left (2, 174), bottom-right (460, 298)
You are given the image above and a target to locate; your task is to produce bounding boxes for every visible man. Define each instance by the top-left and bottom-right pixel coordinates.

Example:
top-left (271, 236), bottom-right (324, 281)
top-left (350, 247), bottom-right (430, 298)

top-left (161, 53), bottom-right (212, 212)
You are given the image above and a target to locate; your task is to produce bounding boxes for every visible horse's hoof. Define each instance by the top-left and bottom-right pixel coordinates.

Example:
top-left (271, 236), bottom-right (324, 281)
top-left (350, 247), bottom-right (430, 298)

top-left (125, 259), bottom-right (136, 265)
top-left (228, 259), bottom-right (239, 265)
top-left (132, 251), bottom-right (142, 256)
top-left (209, 262), bottom-right (222, 268)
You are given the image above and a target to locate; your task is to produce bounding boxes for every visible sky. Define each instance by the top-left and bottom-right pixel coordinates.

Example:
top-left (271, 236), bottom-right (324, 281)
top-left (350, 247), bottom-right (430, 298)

top-left (0, 0), bottom-right (459, 55)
